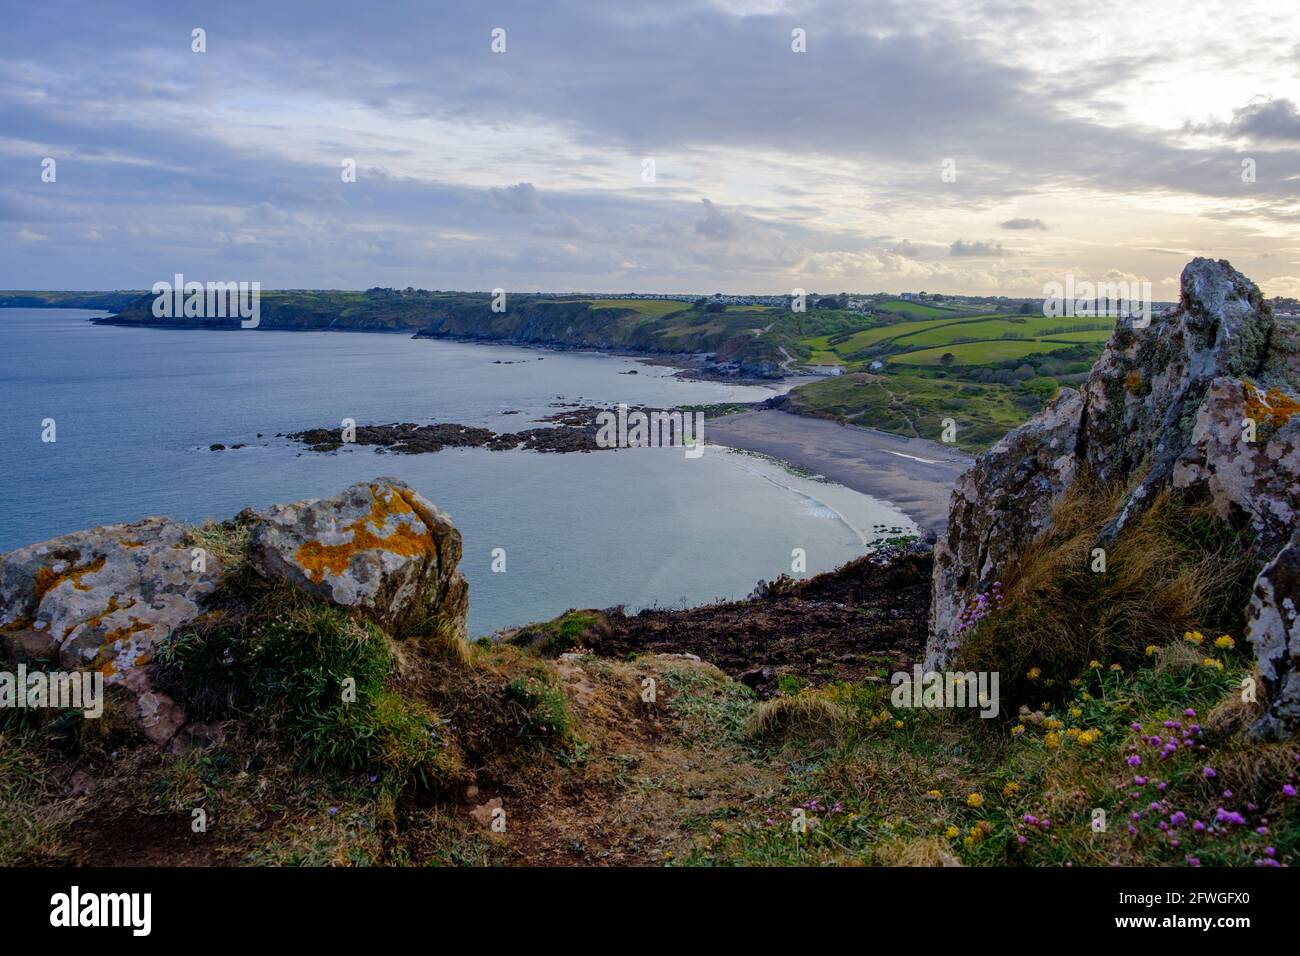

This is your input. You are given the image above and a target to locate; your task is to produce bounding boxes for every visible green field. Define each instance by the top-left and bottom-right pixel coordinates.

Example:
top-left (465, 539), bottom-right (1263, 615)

top-left (784, 371), bottom-right (1034, 452)
top-left (889, 339), bottom-right (1081, 366)
top-left (892, 316), bottom-right (1114, 348)
top-left (828, 316), bottom-right (968, 353)
top-left (585, 299), bottom-right (691, 318)
top-left (875, 298), bottom-right (971, 320)
top-left (1038, 329), bottom-right (1115, 343)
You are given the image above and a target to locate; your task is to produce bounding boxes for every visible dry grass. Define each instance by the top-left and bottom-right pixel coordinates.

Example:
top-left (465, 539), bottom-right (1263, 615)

top-left (956, 476), bottom-right (1257, 710)
top-left (879, 836), bottom-right (963, 867)
top-left (745, 693), bottom-right (853, 743)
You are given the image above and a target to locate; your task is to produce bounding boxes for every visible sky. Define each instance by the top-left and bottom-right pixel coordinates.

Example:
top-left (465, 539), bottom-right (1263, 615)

top-left (2, 0), bottom-right (1299, 296)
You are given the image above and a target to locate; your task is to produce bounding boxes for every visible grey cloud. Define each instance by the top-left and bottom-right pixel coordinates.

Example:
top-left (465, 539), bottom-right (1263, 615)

top-left (694, 199), bottom-right (743, 241)
top-left (999, 217), bottom-right (1047, 230)
top-left (950, 239), bottom-right (1008, 257)
top-left (490, 182), bottom-right (543, 215)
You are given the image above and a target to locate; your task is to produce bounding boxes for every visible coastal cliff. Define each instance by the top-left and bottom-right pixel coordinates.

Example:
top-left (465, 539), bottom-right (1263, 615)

top-left (90, 288), bottom-right (790, 379)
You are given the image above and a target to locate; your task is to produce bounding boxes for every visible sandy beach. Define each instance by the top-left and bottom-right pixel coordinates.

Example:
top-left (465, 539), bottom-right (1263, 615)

top-left (707, 410), bottom-right (973, 534)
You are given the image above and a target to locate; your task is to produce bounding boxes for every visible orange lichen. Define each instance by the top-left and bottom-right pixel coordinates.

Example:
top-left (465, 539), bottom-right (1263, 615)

top-left (61, 594), bottom-right (138, 641)
top-left (1243, 381), bottom-right (1300, 430)
top-left (33, 555), bottom-right (106, 602)
top-left (102, 618), bottom-right (149, 644)
top-left (1124, 370), bottom-right (1142, 392)
top-left (94, 617), bottom-right (150, 677)
top-left (293, 485), bottom-right (434, 583)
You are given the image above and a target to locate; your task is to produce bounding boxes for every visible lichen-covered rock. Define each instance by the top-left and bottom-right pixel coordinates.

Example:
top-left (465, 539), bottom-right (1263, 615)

top-left (1246, 530), bottom-right (1300, 739)
top-left (249, 477), bottom-right (467, 638)
top-left (929, 257), bottom-right (1299, 677)
top-left (1083, 260), bottom-right (1273, 534)
top-left (926, 388), bottom-right (1083, 668)
top-left (1172, 378), bottom-right (1300, 556)
top-left (0, 515), bottom-right (220, 743)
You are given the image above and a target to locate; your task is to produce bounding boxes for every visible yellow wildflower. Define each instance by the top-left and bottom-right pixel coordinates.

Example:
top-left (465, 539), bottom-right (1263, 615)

top-left (966, 792), bottom-right (984, 808)
top-left (1145, 645), bottom-right (1159, 657)
top-left (1214, 635), bottom-right (1235, 650)
top-left (944, 825), bottom-right (958, 838)
top-left (1027, 667), bottom-right (1041, 680)
top-left (1045, 732), bottom-right (1062, 749)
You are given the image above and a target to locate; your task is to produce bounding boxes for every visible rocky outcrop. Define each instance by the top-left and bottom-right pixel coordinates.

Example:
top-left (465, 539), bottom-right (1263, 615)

top-left (0, 516), bottom-right (218, 743)
top-left (928, 388), bottom-right (1083, 664)
top-left (249, 478), bottom-right (468, 639)
top-left (1171, 379), bottom-right (1300, 555)
top-left (1247, 530), bottom-right (1300, 738)
top-left (928, 259), bottom-right (1300, 734)
top-left (0, 478), bottom-right (470, 744)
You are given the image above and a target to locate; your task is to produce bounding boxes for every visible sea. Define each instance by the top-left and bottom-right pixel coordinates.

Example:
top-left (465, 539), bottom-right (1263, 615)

top-left (0, 309), bottom-right (916, 635)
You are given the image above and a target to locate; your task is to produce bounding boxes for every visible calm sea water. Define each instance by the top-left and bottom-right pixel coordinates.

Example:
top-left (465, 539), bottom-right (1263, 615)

top-left (0, 309), bottom-right (915, 635)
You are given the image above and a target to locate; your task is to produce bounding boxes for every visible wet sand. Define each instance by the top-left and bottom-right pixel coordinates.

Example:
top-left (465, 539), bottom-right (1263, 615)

top-left (706, 410), bottom-right (973, 534)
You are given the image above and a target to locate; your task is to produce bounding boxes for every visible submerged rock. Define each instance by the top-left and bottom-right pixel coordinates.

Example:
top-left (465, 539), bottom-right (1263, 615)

top-left (249, 478), bottom-right (468, 638)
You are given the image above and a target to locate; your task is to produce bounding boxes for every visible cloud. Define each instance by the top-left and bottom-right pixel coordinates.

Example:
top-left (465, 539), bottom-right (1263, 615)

top-left (694, 198), bottom-right (744, 241)
top-left (0, 0), bottom-right (1296, 291)
top-left (1189, 98), bottom-right (1300, 145)
top-left (999, 217), bottom-right (1047, 230)
top-left (950, 239), bottom-right (1009, 257)
top-left (489, 182), bottom-right (543, 215)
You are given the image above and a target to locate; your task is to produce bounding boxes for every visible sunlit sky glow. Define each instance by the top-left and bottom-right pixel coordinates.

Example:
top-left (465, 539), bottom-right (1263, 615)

top-left (3, 0), bottom-right (1299, 295)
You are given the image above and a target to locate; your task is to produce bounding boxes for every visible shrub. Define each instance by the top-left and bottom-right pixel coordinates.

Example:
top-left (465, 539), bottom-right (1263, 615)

top-left (504, 673), bottom-right (573, 743)
top-left (159, 601), bottom-right (459, 788)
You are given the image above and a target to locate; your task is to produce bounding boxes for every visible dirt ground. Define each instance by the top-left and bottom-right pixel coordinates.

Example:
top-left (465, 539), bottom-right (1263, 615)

top-left (584, 548), bottom-right (932, 693)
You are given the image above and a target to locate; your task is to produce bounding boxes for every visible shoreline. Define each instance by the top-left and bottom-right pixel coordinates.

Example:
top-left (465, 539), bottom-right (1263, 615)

top-left (705, 409), bottom-right (970, 534)
top-left (22, 307), bottom-right (969, 537)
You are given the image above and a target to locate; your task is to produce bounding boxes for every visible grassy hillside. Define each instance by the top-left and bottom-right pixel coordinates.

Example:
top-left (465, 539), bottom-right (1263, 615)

top-left (95, 289), bottom-right (802, 377)
top-left (0, 291), bottom-right (146, 311)
top-left (5, 492), bottom-right (1292, 867)
top-left (783, 371), bottom-right (1036, 452)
